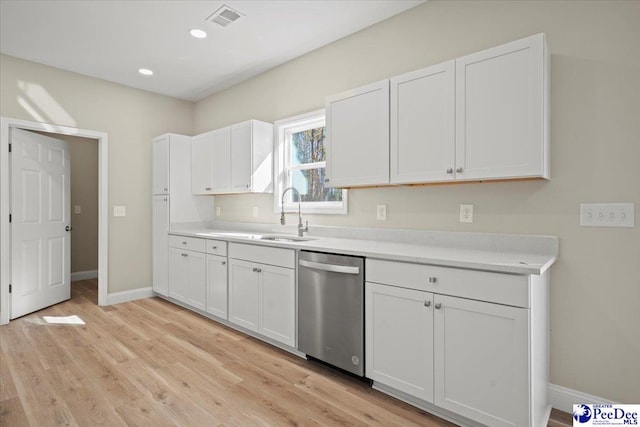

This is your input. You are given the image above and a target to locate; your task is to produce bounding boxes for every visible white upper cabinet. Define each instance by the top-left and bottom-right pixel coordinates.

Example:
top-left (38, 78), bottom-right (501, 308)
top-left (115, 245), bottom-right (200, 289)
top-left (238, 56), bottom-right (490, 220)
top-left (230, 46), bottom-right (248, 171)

top-left (230, 120), bottom-right (273, 193)
top-left (390, 61), bottom-right (455, 184)
top-left (152, 135), bottom-right (169, 195)
top-left (191, 120), bottom-right (273, 195)
top-left (455, 33), bottom-right (549, 180)
top-left (327, 33), bottom-right (549, 187)
top-left (191, 127), bottom-right (230, 195)
top-left (326, 79), bottom-right (390, 188)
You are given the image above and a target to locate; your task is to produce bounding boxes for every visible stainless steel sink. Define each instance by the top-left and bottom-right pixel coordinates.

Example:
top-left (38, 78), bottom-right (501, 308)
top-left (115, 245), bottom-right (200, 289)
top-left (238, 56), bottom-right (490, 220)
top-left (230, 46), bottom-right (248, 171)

top-left (259, 235), bottom-right (315, 242)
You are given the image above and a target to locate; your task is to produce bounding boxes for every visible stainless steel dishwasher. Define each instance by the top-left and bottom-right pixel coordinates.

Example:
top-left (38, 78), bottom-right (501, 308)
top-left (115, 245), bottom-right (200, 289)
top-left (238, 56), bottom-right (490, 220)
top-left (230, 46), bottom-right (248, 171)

top-left (298, 251), bottom-right (365, 376)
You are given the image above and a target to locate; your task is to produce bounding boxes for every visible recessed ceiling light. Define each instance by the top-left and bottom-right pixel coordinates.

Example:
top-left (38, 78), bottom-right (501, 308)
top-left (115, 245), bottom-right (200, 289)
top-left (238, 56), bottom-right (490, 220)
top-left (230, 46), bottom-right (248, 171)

top-left (138, 68), bottom-right (153, 76)
top-left (190, 29), bottom-right (207, 39)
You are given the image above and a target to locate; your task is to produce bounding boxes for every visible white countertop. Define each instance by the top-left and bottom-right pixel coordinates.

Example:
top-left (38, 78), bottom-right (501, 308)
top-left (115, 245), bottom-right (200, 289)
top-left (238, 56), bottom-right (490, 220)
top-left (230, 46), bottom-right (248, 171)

top-left (169, 225), bottom-right (558, 275)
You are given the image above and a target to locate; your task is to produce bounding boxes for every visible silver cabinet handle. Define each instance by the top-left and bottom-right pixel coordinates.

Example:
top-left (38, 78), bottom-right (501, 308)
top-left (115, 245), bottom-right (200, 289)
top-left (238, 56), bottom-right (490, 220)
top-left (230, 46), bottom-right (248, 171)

top-left (299, 259), bottom-right (360, 275)
top-left (205, 187), bottom-right (212, 191)
top-left (456, 168), bottom-right (463, 173)
top-left (164, 187), bottom-right (168, 192)
top-left (446, 168), bottom-right (453, 174)
top-left (181, 253), bottom-right (188, 257)
top-left (424, 301), bottom-right (431, 307)
top-left (182, 241), bottom-right (187, 245)
top-left (324, 178), bottom-right (330, 183)
top-left (163, 197), bottom-right (168, 201)
top-left (246, 183), bottom-right (250, 188)
top-left (428, 276), bottom-right (437, 284)
top-left (211, 246), bottom-right (217, 250)
top-left (221, 261), bottom-right (226, 265)
top-left (252, 267), bottom-right (262, 273)
top-left (435, 303), bottom-right (442, 310)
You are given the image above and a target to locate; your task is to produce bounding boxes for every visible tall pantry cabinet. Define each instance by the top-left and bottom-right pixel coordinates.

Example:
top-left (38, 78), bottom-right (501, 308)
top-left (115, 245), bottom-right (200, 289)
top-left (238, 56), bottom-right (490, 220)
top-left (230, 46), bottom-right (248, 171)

top-left (152, 134), bottom-right (214, 296)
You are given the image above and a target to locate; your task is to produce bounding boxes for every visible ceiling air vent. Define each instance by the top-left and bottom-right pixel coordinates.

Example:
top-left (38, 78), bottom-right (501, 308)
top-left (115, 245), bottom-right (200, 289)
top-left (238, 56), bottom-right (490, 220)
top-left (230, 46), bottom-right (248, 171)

top-left (207, 5), bottom-right (243, 27)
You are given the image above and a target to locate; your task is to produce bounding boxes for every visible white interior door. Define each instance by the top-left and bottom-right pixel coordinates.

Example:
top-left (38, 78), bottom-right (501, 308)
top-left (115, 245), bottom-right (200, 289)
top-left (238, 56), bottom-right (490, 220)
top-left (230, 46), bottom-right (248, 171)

top-left (10, 128), bottom-right (71, 319)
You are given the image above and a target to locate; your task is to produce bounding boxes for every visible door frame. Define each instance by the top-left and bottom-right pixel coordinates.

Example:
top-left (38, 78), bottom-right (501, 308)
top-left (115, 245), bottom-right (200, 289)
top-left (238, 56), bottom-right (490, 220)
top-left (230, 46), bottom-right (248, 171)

top-left (1, 117), bottom-right (109, 324)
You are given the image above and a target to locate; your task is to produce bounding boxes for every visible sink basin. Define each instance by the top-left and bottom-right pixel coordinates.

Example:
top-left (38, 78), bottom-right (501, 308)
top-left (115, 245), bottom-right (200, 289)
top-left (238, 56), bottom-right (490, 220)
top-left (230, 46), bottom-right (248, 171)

top-left (259, 235), bottom-right (315, 242)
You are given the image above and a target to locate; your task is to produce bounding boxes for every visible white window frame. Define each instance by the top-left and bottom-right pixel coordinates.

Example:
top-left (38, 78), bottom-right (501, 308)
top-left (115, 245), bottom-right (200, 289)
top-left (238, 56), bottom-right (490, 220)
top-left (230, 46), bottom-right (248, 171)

top-left (273, 109), bottom-right (347, 215)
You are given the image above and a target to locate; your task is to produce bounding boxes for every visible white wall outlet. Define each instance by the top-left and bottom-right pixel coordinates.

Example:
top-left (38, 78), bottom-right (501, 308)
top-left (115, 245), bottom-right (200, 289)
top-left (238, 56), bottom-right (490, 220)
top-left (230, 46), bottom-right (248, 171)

top-left (376, 204), bottom-right (387, 221)
top-left (252, 206), bottom-right (258, 218)
top-left (74, 205), bottom-right (82, 215)
top-left (113, 206), bottom-right (126, 217)
top-left (460, 204), bottom-right (473, 223)
top-left (580, 203), bottom-right (634, 227)
top-left (216, 207), bottom-right (221, 217)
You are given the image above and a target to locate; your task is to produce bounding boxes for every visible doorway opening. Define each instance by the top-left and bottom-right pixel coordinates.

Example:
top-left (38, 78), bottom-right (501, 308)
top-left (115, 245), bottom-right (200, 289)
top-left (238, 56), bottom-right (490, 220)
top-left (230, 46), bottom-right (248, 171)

top-left (0, 117), bottom-right (109, 324)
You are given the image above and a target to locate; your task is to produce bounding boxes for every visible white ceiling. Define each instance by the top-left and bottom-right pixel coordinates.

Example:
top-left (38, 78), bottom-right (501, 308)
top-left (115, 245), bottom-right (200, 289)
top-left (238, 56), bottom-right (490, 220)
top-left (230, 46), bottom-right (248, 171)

top-left (0, 0), bottom-right (424, 101)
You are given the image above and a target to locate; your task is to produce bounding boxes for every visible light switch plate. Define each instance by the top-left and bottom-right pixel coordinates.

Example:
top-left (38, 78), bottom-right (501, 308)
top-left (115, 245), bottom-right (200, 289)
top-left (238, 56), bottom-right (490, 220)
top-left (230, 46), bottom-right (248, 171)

top-left (580, 203), bottom-right (634, 227)
top-left (216, 207), bottom-right (221, 216)
top-left (460, 204), bottom-right (473, 223)
top-left (376, 204), bottom-right (387, 221)
top-left (74, 205), bottom-right (82, 215)
top-left (113, 206), bottom-right (126, 217)
top-left (252, 206), bottom-right (258, 218)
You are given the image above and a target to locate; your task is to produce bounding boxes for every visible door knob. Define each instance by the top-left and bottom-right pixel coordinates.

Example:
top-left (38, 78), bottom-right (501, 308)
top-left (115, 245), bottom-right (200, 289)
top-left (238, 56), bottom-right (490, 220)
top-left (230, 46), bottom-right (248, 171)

top-left (65, 226), bottom-right (72, 232)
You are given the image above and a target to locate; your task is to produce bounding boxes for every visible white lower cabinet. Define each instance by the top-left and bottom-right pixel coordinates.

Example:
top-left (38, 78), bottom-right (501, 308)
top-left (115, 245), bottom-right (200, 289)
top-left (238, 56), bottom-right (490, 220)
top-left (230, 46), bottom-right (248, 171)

top-left (259, 264), bottom-right (295, 346)
top-left (366, 259), bottom-right (546, 427)
top-left (228, 259), bottom-right (260, 331)
top-left (228, 244), bottom-right (295, 347)
top-left (433, 295), bottom-right (529, 427)
top-left (206, 254), bottom-right (228, 319)
top-left (365, 283), bottom-right (434, 402)
top-left (168, 246), bottom-right (206, 311)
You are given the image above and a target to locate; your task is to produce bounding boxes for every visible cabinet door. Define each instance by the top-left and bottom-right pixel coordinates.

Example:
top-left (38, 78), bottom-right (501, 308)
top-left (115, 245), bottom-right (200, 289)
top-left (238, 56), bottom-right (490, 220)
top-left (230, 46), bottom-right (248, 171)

top-left (152, 195), bottom-right (169, 296)
top-left (206, 254), bottom-right (228, 319)
top-left (152, 135), bottom-right (169, 194)
top-left (168, 247), bottom-right (188, 303)
top-left (228, 259), bottom-right (260, 332)
top-left (230, 121), bottom-right (252, 193)
top-left (183, 250), bottom-right (206, 311)
top-left (326, 79), bottom-right (390, 187)
top-left (455, 34), bottom-right (547, 180)
top-left (210, 127), bottom-right (231, 193)
top-left (191, 132), bottom-right (214, 194)
top-left (365, 283), bottom-right (434, 402)
top-left (259, 264), bottom-right (295, 347)
top-left (434, 295), bottom-right (529, 427)
top-left (390, 61), bottom-right (455, 184)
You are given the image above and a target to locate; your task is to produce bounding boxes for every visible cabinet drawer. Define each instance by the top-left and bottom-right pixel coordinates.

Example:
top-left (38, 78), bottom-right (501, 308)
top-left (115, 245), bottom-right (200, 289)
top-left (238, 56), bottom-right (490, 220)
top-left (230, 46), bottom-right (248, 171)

top-left (206, 239), bottom-right (227, 256)
top-left (168, 235), bottom-right (206, 252)
top-left (229, 243), bottom-right (295, 269)
top-left (366, 259), bottom-right (529, 308)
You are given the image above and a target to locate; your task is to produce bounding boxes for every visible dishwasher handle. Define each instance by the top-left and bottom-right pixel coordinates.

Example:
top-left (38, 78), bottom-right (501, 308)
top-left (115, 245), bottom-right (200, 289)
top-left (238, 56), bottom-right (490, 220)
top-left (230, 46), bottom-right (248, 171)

top-left (299, 259), bottom-right (361, 275)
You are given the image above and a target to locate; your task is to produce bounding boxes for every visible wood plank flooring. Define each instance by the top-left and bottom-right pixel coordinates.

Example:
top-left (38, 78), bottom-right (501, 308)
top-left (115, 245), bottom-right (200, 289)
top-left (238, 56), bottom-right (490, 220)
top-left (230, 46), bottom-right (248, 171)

top-left (1, 280), bottom-right (572, 426)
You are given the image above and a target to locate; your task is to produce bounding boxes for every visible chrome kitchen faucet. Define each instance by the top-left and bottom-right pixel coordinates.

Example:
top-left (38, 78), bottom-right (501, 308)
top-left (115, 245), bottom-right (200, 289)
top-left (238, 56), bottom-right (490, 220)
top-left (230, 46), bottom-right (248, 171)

top-left (280, 187), bottom-right (309, 237)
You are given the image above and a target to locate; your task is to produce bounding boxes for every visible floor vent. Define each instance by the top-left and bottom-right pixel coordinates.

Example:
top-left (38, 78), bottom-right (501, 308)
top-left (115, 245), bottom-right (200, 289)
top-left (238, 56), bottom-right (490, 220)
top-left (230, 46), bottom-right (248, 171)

top-left (207, 5), bottom-right (243, 27)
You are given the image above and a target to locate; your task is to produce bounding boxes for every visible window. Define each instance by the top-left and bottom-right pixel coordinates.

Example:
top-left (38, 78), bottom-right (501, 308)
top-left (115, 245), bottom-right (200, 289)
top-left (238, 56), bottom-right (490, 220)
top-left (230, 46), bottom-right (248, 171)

top-left (274, 109), bottom-right (347, 214)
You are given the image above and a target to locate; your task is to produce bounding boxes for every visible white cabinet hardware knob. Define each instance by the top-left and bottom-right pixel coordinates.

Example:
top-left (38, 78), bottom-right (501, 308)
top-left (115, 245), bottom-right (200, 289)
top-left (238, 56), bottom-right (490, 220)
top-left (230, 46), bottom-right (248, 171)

top-left (435, 303), bottom-right (442, 309)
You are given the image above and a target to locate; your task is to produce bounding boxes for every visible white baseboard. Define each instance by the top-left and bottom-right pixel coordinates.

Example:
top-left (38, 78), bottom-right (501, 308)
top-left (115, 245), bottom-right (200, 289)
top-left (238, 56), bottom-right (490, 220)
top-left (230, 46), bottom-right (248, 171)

top-left (549, 383), bottom-right (618, 413)
top-left (106, 287), bottom-right (154, 305)
top-left (71, 270), bottom-right (98, 281)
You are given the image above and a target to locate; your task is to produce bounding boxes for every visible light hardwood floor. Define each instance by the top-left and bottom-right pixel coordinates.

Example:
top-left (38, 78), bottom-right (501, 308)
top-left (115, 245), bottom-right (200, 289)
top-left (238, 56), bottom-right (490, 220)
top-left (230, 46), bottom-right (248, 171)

top-left (1, 280), bottom-right (572, 426)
